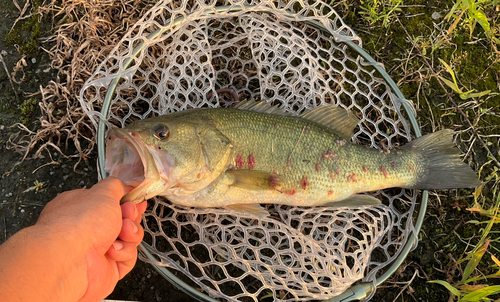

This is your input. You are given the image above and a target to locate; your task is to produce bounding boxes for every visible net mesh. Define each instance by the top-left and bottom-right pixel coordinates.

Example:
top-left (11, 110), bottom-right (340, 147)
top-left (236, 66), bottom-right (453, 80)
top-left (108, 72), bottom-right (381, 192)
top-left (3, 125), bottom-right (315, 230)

top-left (79, 0), bottom-right (418, 300)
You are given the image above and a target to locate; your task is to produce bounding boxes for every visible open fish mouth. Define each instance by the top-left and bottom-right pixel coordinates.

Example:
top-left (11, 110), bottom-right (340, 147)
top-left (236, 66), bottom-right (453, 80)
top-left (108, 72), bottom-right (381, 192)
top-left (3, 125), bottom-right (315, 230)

top-left (105, 128), bottom-right (148, 188)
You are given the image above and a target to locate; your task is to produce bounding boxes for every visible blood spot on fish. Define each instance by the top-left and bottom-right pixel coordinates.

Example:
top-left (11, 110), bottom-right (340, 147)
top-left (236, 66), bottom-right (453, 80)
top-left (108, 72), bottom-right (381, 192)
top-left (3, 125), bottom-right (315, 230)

top-left (197, 173), bottom-right (202, 179)
top-left (347, 173), bottom-right (357, 182)
top-left (274, 124), bottom-right (279, 129)
top-left (235, 155), bottom-right (244, 169)
top-left (315, 162), bottom-right (321, 173)
top-left (248, 155), bottom-right (256, 170)
top-left (328, 190), bottom-right (334, 196)
top-left (285, 188), bottom-right (296, 195)
top-left (301, 176), bottom-right (309, 190)
top-left (380, 166), bottom-right (388, 178)
top-left (362, 166), bottom-right (368, 172)
top-left (334, 168), bottom-right (340, 175)
top-left (329, 171), bottom-right (336, 181)
top-left (321, 150), bottom-right (337, 160)
top-left (409, 166), bottom-right (413, 171)
top-left (269, 172), bottom-right (280, 189)
top-left (286, 158), bottom-right (291, 168)
top-left (390, 161), bottom-right (396, 169)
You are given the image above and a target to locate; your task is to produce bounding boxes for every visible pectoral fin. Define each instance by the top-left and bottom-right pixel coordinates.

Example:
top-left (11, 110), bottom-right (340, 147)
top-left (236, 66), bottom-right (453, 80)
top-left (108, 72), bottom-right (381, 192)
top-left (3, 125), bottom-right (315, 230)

top-left (224, 204), bottom-right (269, 217)
top-left (226, 169), bottom-right (280, 191)
top-left (323, 194), bottom-right (381, 208)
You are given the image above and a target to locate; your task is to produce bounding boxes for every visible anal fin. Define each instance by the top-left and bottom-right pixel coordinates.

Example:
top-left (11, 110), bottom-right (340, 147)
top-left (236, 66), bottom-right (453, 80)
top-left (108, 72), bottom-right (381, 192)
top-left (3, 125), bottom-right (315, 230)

top-left (322, 194), bottom-right (381, 208)
top-left (224, 204), bottom-right (269, 217)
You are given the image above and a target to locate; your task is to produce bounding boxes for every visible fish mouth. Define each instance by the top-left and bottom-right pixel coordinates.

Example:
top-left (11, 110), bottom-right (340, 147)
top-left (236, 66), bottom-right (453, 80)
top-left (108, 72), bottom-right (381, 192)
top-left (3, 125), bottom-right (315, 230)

top-left (105, 128), bottom-right (169, 203)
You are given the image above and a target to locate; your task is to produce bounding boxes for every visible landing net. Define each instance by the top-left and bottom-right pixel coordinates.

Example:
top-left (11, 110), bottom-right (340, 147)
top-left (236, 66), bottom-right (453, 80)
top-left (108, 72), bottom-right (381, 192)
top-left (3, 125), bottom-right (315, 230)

top-left (79, 0), bottom-right (418, 300)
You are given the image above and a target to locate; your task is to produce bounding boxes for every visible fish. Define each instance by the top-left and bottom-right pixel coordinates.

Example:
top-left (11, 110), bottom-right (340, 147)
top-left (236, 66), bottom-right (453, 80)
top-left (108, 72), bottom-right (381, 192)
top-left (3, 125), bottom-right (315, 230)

top-left (105, 100), bottom-right (481, 216)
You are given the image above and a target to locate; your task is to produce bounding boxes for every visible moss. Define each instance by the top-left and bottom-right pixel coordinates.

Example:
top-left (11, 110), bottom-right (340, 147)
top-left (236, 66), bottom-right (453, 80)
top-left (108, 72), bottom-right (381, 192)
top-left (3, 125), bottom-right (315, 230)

top-left (4, 0), bottom-right (42, 57)
top-left (19, 98), bottom-right (39, 125)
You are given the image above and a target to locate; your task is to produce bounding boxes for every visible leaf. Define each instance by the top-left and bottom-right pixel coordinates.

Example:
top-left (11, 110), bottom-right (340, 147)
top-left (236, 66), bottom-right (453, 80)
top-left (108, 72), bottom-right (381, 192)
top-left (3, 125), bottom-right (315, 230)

top-left (461, 285), bottom-right (500, 302)
top-left (472, 9), bottom-right (492, 38)
top-left (492, 255), bottom-right (500, 268)
top-left (439, 58), bottom-right (459, 87)
top-left (429, 280), bottom-right (461, 298)
top-left (462, 240), bottom-right (490, 283)
top-left (458, 284), bottom-right (487, 292)
top-left (438, 76), bottom-right (461, 94)
top-left (464, 90), bottom-right (491, 99)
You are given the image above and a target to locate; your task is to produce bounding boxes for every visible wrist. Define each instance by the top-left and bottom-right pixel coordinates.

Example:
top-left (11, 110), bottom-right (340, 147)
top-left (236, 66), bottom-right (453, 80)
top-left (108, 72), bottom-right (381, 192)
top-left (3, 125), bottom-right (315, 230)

top-left (0, 225), bottom-right (88, 301)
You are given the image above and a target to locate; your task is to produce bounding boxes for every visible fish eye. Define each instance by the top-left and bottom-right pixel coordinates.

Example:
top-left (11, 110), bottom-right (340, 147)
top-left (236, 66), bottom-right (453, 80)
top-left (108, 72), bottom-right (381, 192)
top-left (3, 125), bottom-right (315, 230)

top-left (153, 125), bottom-right (170, 140)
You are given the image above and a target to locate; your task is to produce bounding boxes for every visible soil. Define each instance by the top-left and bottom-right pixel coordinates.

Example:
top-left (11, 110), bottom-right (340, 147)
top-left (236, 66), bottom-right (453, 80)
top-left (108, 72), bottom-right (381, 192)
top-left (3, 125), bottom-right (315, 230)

top-left (0, 0), bottom-right (498, 301)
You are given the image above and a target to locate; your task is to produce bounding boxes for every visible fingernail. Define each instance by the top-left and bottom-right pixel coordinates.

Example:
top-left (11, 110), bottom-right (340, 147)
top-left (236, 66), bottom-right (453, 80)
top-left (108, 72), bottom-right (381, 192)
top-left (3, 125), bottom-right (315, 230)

top-left (131, 221), bottom-right (138, 233)
top-left (113, 241), bottom-right (123, 251)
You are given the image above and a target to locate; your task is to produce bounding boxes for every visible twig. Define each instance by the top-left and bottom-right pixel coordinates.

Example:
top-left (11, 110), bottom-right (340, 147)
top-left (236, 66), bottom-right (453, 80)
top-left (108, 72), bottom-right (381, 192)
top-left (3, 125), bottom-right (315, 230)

top-left (32, 161), bottom-right (60, 174)
top-left (396, 17), bottom-right (500, 170)
top-left (391, 269), bottom-right (419, 302)
top-left (0, 52), bottom-right (19, 102)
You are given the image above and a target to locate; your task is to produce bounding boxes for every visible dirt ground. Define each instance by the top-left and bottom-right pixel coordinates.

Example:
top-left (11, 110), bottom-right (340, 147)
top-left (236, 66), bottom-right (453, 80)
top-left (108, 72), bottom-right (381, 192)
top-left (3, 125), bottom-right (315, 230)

top-left (0, 0), bottom-right (498, 301)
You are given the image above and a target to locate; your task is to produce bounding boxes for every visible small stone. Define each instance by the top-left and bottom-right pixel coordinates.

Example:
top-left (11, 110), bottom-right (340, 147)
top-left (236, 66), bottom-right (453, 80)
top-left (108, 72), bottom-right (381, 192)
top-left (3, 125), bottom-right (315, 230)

top-left (2, 200), bottom-right (6, 203)
top-left (61, 164), bottom-right (68, 168)
top-left (0, 50), bottom-right (7, 56)
top-left (31, 58), bottom-right (36, 64)
top-left (63, 175), bottom-right (69, 180)
top-left (58, 184), bottom-right (63, 188)
top-left (49, 172), bottom-right (54, 175)
top-left (79, 181), bottom-right (85, 186)
top-left (147, 273), bottom-right (151, 278)
top-left (150, 286), bottom-right (154, 290)
top-left (0, 125), bottom-right (4, 130)
top-left (83, 168), bottom-right (89, 172)
top-left (5, 193), bottom-right (12, 197)
top-left (43, 67), bottom-right (51, 73)
top-left (21, 209), bottom-right (25, 213)
top-left (431, 12), bottom-right (441, 20)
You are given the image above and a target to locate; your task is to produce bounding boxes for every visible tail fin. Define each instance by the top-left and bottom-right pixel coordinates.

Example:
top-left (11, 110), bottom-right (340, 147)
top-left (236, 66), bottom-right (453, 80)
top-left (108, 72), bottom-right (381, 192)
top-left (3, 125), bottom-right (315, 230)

top-left (403, 129), bottom-right (481, 190)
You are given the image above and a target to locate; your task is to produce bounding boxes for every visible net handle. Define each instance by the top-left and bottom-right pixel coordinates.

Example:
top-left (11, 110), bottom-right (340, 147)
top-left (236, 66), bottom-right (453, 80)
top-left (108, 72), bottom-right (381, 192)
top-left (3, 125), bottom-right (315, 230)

top-left (95, 4), bottom-right (429, 301)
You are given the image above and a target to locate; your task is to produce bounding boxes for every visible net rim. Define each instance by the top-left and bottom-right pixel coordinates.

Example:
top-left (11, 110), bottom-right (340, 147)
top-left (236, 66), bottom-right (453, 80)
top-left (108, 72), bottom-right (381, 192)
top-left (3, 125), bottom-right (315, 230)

top-left (92, 5), bottom-right (429, 301)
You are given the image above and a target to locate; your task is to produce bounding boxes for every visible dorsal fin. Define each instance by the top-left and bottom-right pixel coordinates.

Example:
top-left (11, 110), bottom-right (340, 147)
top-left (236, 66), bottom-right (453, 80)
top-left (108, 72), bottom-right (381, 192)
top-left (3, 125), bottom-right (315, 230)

top-left (300, 106), bottom-right (360, 138)
top-left (234, 100), bottom-right (292, 116)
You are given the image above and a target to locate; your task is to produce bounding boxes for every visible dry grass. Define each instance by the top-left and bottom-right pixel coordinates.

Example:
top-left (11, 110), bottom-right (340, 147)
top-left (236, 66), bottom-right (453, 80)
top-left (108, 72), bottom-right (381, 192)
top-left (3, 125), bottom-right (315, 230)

top-left (8, 0), bottom-right (157, 168)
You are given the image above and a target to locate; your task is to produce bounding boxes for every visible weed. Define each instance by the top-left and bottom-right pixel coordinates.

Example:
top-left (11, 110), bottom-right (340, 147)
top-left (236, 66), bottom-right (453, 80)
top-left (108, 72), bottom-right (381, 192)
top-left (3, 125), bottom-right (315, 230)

top-left (446, 0), bottom-right (500, 44)
top-left (437, 58), bottom-right (492, 100)
top-left (429, 166), bottom-right (500, 301)
top-left (359, 0), bottom-right (402, 27)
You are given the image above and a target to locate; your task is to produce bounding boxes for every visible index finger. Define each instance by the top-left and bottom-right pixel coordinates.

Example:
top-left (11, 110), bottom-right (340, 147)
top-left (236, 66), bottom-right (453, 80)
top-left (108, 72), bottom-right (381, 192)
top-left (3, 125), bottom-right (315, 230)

top-left (90, 176), bottom-right (133, 202)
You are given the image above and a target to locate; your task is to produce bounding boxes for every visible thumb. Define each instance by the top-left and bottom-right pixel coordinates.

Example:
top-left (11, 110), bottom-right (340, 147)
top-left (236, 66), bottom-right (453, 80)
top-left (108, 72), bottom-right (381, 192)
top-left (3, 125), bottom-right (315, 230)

top-left (90, 177), bottom-right (133, 202)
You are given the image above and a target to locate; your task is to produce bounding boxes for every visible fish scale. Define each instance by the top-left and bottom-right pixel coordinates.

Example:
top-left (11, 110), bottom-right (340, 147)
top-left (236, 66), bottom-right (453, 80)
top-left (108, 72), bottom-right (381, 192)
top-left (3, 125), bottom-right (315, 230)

top-left (106, 100), bottom-right (480, 212)
top-left (208, 108), bottom-right (418, 205)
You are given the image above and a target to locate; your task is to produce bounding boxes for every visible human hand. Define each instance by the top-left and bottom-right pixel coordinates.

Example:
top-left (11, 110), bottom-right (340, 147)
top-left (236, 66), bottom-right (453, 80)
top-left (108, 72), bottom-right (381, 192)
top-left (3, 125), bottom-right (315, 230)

top-left (36, 176), bottom-right (147, 301)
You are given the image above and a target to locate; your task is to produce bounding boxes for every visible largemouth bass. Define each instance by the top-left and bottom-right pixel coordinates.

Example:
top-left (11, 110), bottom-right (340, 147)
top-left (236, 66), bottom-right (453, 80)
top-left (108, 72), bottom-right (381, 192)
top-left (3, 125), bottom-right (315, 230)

top-left (105, 101), bottom-right (480, 215)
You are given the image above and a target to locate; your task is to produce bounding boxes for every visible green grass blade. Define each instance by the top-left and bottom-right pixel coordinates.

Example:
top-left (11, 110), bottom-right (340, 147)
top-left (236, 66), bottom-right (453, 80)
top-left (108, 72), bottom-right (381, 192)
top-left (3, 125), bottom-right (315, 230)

top-left (461, 240), bottom-right (490, 283)
top-left (429, 280), bottom-right (461, 298)
top-left (461, 285), bottom-right (500, 301)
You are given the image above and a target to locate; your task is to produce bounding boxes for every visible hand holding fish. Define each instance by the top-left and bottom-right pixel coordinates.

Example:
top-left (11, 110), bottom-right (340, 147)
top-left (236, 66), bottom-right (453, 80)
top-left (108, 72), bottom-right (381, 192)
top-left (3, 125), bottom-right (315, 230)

top-left (0, 177), bottom-right (147, 301)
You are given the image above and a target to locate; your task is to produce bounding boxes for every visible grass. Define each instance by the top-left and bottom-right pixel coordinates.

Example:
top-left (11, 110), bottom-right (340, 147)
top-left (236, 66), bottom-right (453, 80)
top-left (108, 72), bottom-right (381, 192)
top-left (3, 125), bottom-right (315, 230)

top-left (344, 0), bottom-right (500, 300)
top-left (4, 0), bottom-right (500, 301)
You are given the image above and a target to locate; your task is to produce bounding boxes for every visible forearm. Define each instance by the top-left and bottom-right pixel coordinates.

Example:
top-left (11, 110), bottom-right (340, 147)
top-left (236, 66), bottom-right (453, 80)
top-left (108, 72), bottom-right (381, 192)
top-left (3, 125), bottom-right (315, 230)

top-left (0, 225), bottom-right (87, 302)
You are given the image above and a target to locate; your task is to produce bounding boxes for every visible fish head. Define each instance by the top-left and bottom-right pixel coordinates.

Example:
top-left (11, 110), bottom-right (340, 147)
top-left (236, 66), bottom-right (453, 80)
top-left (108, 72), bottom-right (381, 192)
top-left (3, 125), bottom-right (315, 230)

top-left (105, 116), bottom-right (232, 204)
